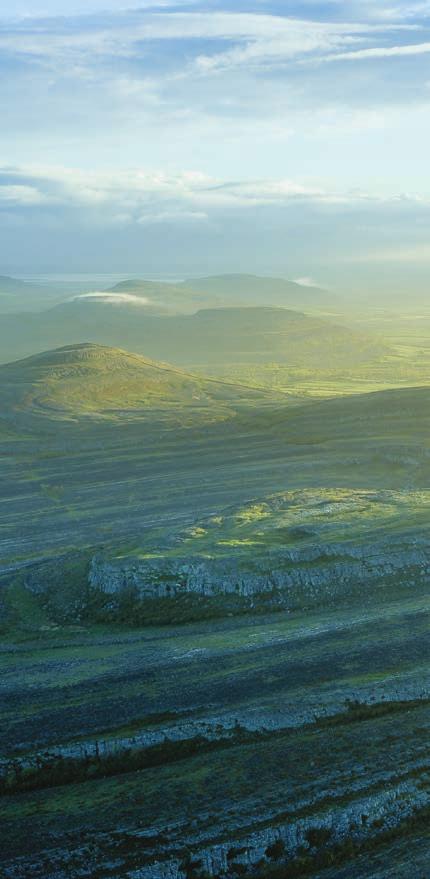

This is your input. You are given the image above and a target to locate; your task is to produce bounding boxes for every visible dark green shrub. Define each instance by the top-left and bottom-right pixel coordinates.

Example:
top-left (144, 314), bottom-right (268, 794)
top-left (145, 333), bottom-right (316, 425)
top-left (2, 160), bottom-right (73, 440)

top-left (265, 840), bottom-right (286, 861)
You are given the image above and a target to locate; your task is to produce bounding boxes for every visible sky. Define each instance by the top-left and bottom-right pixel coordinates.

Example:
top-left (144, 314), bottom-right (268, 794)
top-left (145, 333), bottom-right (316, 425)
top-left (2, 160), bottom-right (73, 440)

top-left (1, 0), bottom-right (430, 288)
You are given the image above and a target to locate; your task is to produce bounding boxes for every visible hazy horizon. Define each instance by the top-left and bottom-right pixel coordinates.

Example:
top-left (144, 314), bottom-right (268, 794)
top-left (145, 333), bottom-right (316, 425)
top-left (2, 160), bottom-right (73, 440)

top-left (1, 1), bottom-right (430, 293)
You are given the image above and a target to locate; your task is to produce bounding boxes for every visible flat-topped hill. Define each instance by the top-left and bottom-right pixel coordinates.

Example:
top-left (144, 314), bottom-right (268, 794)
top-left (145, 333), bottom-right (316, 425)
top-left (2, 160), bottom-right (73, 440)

top-left (158, 306), bottom-right (386, 365)
top-left (0, 302), bottom-right (387, 368)
top-left (109, 273), bottom-right (338, 311)
top-left (181, 273), bottom-right (336, 306)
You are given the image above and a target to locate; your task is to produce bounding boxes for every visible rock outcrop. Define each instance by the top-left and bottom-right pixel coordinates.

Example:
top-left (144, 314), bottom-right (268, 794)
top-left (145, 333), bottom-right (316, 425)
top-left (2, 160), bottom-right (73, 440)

top-left (89, 535), bottom-right (430, 611)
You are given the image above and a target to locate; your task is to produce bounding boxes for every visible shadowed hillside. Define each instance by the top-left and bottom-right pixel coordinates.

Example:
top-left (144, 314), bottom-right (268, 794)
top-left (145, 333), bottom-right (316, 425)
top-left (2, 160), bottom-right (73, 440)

top-left (0, 275), bottom-right (61, 313)
top-left (0, 304), bottom-right (387, 368)
top-left (0, 272), bottom-right (342, 320)
top-left (181, 273), bottom-right (338, 308)
top-left (109, 273), bottom-right (339, 311)
top-left (107, 277), bottom-right (202, 312)
top-left (173, 307), bottom-right (385, 365)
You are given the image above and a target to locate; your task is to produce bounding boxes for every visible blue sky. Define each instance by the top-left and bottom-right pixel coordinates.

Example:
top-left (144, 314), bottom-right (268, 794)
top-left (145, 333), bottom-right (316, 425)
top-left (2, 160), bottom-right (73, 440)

top-left (1, 0), bottom-right (430, 285)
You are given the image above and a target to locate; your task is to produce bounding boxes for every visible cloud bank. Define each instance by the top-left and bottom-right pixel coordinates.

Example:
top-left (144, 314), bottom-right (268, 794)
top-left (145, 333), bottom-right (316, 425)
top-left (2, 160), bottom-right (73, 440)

top-left (1, 163), bottom-right (430, 295)
top-left (0, 1), bottom-right (429, 291)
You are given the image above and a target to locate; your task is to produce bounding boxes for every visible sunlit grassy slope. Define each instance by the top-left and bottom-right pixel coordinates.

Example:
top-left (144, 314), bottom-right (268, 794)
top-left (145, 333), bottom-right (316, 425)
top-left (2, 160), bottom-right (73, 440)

top-left (194, 305), bottom-right (430, 398)
top-left (0, 342), bottom-right (278, 422)
top-left (2, 351), bottom-right (430, 577)
top-left (120, 488), bottom-right (430, 562)
top-left (193, 342), bottom-right (430, 399)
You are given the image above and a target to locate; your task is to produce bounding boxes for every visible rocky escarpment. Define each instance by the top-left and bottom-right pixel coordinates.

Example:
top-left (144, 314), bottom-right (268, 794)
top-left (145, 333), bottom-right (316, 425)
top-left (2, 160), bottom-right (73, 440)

top-left (117, 778), bottom-right (430, 879)
top-left (15, 530), bottom-right (430, 628)
top-left (3, 572), bottom-right (430, 879)
top-left (2, 763), bottom-right (430, 879)
top-left (89, 535), bottom-right (430, 612)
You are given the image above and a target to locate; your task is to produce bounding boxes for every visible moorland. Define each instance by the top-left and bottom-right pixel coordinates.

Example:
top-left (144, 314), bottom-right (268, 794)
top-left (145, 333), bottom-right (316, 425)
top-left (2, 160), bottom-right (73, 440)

top-left (1, 273), bottom-right (430, 879)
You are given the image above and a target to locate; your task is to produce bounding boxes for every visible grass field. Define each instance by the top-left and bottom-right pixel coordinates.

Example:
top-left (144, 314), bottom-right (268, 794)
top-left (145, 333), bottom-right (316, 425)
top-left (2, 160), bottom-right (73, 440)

top-left (191, 306), bottom-right (430, 399)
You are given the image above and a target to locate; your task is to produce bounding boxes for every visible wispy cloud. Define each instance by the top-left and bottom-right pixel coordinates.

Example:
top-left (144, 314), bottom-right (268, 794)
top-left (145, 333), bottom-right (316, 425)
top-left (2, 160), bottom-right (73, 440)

top-left (370, 2), bottom-right (430, 20)
top-left (0, 0), bottom-right (199, 20)
top-left (292, 276), bottom-right (321, 287)
top-left (321, 39), bottom-right (430, 61)
top-left (1, 3), bottom-right (430, 283)
top-left (74, 292), bottom-right (152, 304)
top-left (0, 164), bottom-right (427, 226)
top-left (0, 10), bottom-right (419, 71)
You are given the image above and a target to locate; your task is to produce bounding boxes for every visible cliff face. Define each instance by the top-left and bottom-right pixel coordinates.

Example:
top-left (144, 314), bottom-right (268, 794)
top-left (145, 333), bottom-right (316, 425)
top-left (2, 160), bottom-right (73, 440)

top-left (2, 763), bottom-right (430, 879)
top-left (89, 536), bottom-right (430, 610)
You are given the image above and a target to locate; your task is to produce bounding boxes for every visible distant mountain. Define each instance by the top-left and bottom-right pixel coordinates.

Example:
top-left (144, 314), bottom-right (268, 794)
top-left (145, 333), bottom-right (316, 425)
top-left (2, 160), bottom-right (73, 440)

top-left (159, 307), bottom-right (385, 366)
top-left (0, 276), bottom-right (39, 311)
top-left (181, 274), bottom-right (338, 308)
top-left (0, 275), bottom-right (66, 313)
top-left (110, 278), bottom-right (186, 298)
top-left (0, 295), bottom-right (162, 363)
top-left (0, 275), bottom-right (188, 316)
top-left (110, 279), bottom-right (169, 293)
top-left (108, 273), bottom-right (339, 312)
top-left (0, 303), bottom-right (386, 368)
top-left (0, 271), bottom-right (339, 317)
top-left (108, 277), bottom-right (211, 312)
top-left (0, 275), bottom-right (33, 292)
top-left (0, 343), bottom-right (274, 421)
